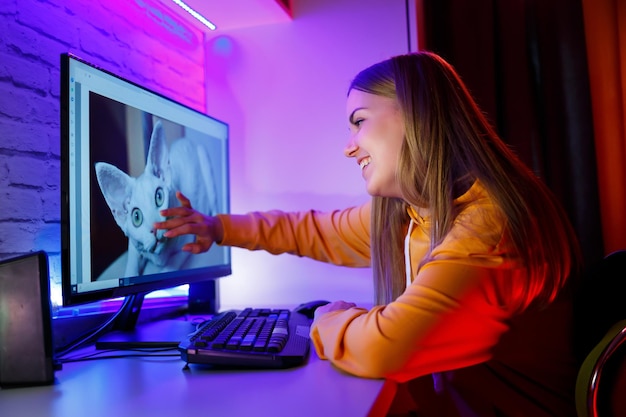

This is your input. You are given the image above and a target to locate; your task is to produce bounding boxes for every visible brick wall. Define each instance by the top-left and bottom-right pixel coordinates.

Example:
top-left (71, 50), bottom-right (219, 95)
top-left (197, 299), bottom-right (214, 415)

top-left (0, 0), bottom-right (207, 302)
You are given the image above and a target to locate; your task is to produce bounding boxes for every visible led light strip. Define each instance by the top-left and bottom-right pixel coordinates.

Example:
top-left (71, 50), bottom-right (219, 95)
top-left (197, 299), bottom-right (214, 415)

top-left (171, 0), bottom-right (217, 30)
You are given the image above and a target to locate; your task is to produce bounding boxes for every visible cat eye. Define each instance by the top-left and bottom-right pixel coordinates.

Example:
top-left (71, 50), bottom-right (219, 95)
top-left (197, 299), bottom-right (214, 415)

top-left (155, 187), bottom-right (165, 208)
top-left (131, 207), bottom-right (143, 227)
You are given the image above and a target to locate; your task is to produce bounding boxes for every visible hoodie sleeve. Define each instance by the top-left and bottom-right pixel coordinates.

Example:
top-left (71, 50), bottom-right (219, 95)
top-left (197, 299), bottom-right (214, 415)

top-left (309, 261), bottom-right (513, 382)
top-left (216, 201), bottom-right (372, 267)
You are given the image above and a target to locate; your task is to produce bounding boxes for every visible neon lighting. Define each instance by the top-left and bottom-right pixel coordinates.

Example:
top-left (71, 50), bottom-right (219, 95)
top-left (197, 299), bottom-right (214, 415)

top-left (170, 0), bottom-right (217, 31)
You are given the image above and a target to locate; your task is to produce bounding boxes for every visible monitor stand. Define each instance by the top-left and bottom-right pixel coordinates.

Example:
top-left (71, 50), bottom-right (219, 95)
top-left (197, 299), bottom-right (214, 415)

top-left (95, 293), bottom-right (198, 350)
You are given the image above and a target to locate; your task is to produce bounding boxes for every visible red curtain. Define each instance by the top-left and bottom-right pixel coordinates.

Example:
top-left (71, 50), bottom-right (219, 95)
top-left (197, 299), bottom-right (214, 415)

top-left (582, 0), bottom-right (626, 254)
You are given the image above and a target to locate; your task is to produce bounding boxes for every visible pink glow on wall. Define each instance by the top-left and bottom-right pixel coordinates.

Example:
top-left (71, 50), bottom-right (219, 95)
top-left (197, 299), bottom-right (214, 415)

top-left (102, 0), bottom-right (207, 111)
top-left (0, 0), bottom-right (208, 303)
top-left (164, 0), bottom-right (292, 32)
top-left (128, 0), bottom-right (201, 51)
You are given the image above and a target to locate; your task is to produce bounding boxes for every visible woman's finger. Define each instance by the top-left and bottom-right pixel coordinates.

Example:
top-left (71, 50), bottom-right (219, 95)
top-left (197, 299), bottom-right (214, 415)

top-left (176, 191), bottom-right (192, 208)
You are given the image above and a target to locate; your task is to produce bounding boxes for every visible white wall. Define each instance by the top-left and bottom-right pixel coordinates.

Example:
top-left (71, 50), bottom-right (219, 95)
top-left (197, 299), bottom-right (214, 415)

top-left (203, 0), bottom-right (414, 309)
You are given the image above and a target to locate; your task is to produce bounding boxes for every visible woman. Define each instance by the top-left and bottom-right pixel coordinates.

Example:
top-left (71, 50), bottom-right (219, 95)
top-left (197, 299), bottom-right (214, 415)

top-left (156, 51), bottom-right (581, 416)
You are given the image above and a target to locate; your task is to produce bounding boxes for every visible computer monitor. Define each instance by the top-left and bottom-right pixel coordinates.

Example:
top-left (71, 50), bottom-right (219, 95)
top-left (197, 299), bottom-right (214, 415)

top-left (60, 53), bottom-right (231, 349)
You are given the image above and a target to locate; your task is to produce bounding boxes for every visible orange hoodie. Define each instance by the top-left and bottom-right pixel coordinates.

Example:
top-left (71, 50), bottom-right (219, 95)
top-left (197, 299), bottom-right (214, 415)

top-left (217, 182), bottom-right (577, 416)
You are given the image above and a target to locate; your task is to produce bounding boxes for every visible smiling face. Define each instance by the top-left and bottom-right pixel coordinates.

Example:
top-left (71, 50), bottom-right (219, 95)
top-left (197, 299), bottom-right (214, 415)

top-left (344, 89), bottom-right (405, 198)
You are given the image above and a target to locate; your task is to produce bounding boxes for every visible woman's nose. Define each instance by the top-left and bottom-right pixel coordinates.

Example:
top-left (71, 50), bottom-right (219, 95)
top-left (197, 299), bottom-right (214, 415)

top-left (344, 136), bottom-right (358, 158)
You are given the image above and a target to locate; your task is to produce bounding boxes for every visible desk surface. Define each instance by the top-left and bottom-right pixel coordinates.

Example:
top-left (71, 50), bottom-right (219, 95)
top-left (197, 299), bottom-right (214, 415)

top-left (0, 323), bottom-right (394, 417)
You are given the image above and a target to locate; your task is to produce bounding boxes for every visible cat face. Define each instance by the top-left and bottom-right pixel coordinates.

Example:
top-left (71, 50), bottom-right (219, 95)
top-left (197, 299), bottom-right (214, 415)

top-left (95, 119), bottom-right (218, 276)
top-left (95, 121), bottom-right (176, 268)
top-left (123, 172), bottom-right (171, 262)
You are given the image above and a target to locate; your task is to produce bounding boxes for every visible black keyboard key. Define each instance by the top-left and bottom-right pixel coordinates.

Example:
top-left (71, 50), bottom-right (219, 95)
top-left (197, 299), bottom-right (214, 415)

top-left (193, 340), bottom-right (208, 348)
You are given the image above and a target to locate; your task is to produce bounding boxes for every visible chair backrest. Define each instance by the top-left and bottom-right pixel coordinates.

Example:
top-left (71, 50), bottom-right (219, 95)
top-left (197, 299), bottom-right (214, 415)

top-left (575, 319), bottom-right (626, 417)
top-left (574, 250), bottom-right (626, 417)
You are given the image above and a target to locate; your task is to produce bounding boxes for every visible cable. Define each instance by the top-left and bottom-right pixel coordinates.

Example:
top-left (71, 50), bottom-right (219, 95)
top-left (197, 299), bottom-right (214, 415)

top-left (54, 296), bottom-right (137, 358)
top-left (58, 348), bottom-right (180, 364)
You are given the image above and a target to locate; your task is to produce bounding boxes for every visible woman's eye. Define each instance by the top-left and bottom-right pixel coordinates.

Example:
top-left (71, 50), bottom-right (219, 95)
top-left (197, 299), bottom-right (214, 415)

top-left (353, 119), bottom-right (364, 127)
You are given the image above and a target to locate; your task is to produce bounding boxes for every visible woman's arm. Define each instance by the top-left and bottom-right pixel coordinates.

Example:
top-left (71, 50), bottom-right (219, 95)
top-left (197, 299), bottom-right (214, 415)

top-left (217, 201), bottom-right (372, 267)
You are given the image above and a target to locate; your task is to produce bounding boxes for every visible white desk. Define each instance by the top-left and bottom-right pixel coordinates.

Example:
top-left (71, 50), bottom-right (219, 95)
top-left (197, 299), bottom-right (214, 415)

top-left (0, 335), bottom-right (395, 417)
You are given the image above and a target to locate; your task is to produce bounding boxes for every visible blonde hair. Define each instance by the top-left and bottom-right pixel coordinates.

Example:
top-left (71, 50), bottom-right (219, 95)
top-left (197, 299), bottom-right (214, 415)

top-left (350, 51), bottom-right (581, 310)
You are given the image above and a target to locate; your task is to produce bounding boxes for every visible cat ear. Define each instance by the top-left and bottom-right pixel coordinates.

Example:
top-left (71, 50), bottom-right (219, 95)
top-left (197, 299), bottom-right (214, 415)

top-left (146, 121), bottom-right (170, 181)
top-left (95, 162), bottom-right (134, 230)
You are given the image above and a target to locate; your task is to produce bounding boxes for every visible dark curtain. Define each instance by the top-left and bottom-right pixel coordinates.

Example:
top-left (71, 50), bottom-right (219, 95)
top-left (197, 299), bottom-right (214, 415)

top-left (418, 0), bottom-right (604, 266)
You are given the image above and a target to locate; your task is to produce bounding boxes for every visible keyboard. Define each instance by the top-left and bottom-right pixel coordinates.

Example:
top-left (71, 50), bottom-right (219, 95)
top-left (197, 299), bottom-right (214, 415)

top-left (179, 307), bottom-right (311, 369)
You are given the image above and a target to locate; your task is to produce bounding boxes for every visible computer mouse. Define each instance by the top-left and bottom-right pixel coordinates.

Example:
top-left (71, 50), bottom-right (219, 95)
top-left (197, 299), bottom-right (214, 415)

top-left (293, 299), bottom-right (331, 319)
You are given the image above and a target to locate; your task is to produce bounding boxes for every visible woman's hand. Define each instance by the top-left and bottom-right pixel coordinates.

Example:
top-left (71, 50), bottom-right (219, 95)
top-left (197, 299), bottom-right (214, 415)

top-left (313, 300), bottom-right (357, 320)
top-left (153, 191), bottom-right (224, 254)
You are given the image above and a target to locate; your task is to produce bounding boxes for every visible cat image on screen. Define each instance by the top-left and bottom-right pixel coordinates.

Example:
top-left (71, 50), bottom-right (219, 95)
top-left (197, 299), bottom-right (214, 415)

top-left (95, 120), bottom-right (218, 277)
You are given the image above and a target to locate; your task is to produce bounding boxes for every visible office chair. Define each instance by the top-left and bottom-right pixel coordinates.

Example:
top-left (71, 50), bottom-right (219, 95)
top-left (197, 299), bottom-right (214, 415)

top-left (574, 250), bottom-right (626, 417)
top-left (575, 319), bottom-right (626, 417)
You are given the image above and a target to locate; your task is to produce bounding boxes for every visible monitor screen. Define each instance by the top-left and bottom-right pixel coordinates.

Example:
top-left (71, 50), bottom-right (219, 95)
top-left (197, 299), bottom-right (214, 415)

top-left (60, 53), bottom-right (231, 311)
